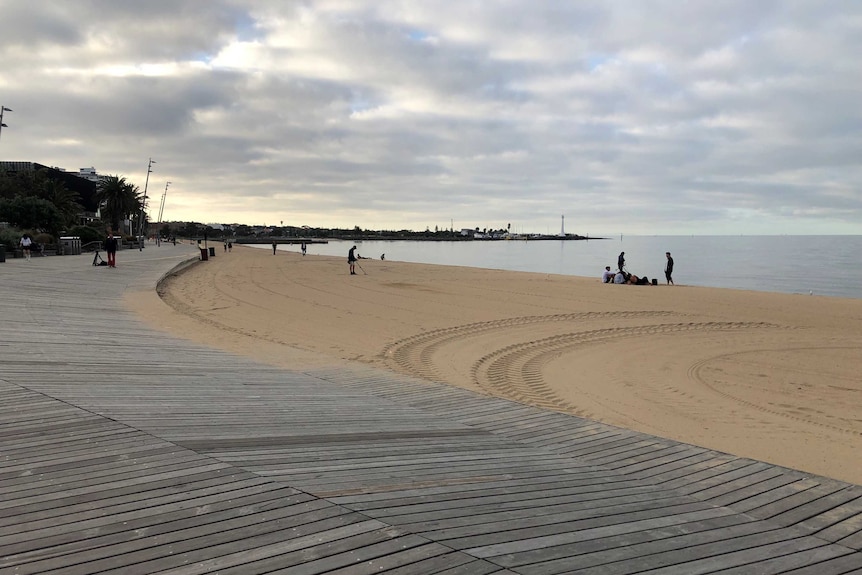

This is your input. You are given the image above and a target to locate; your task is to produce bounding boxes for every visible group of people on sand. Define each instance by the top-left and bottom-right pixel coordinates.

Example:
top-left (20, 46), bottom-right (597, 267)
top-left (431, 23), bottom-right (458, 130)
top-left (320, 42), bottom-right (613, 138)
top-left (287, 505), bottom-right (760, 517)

top-left (603, 251), bottom-right (675, 285)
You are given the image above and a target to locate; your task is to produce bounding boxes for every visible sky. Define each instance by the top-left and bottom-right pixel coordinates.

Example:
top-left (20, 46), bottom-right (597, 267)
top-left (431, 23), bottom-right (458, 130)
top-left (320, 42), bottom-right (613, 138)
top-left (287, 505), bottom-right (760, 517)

top-left (1, 1), bottom-right (860, 235)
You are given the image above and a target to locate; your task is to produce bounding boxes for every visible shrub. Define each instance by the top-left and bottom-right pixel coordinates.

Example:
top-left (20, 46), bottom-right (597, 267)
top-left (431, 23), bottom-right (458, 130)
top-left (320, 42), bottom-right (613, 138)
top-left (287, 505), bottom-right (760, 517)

top-left (34, 232), bottom-right (54, 246)
top-left (67, 225), bottom-right (103, 244)
top-left (0, 227), bottom-right (20, 250)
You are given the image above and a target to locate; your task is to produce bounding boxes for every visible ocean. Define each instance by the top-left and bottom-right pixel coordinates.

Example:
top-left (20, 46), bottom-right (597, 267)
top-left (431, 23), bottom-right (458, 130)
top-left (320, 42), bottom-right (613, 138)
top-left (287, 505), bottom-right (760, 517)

top-left (255, 235), bottom-right (862, 300)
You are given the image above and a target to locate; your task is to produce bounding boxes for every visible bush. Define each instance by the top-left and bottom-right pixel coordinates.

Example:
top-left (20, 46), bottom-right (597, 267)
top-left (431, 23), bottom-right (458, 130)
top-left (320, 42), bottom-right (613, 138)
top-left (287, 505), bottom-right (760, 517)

top-left (0, 227), bottom-right (20, 250)
top-left (34, 232), bottom-right (54, 246)
top-left (67, 225), bottom-right (103, 244)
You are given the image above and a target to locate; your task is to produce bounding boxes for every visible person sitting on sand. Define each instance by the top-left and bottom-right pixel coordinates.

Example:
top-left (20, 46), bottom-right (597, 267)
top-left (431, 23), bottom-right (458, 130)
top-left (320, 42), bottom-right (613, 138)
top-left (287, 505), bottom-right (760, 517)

top-left (602, 266), bottom-right (615, 283)
top-left (614, 271), bottom-right (627, 284)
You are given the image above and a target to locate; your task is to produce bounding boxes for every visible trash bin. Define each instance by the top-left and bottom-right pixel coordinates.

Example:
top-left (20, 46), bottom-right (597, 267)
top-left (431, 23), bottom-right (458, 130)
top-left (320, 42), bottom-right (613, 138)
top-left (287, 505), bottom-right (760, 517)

top-left (0, 245), bottom-right (5, 263)
top-left (200, 247), bottom-right (208, 261)
top-left (60, 236), bottom-right (82, 255)
top-left (208, 247), bottom-right (216, 257)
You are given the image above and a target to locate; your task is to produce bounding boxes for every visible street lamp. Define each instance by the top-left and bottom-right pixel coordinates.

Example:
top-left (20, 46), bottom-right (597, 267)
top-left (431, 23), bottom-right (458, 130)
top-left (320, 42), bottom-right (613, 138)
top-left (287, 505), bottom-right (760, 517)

top-left (157, 181), bottom-right (171, 246)
top-left (139, 158), bottom-right (155, 251)
top-left (0, 106), bottom-right (12, 141)
top-left (157, 181), bottom-right (171, 224)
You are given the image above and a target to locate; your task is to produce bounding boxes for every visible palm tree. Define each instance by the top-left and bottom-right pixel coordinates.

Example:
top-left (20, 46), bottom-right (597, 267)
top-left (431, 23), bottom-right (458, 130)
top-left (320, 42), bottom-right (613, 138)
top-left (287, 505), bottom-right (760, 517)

top-left (40, 178), bottom-right (82, 228)
top-left (96, 175), bottom-right (140, 234)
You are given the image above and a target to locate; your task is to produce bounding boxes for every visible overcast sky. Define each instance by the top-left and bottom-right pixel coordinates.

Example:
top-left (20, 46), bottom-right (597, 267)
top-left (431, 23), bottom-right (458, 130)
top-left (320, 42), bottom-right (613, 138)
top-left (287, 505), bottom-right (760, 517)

top-left (1, 1), bottom-right (860, 235)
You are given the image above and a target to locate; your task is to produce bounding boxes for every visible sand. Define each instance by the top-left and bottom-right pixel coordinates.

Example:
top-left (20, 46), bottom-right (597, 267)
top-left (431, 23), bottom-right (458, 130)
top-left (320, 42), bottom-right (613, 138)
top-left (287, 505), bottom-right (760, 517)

top-left (127, 244), bottom-right (862, 485)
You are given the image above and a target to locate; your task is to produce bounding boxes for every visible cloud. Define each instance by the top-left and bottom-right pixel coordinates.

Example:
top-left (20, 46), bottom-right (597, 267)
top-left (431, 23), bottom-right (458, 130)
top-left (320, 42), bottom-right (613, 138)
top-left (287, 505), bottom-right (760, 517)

top-left (1, 0), bottom-right (860, 234)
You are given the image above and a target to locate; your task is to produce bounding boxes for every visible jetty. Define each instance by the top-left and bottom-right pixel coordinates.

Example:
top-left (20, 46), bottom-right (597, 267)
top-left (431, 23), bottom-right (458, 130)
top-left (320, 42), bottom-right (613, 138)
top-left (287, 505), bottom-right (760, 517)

top-left (1, 244), bottom-right (861, 574)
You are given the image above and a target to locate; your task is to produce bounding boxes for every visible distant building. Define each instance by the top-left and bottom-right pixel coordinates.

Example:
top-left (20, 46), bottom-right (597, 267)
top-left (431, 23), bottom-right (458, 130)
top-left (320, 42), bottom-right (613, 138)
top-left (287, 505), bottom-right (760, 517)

top-left (0, 161), bottom-right (100, 219)
top-left (75, 167), bottom-right (103, 182)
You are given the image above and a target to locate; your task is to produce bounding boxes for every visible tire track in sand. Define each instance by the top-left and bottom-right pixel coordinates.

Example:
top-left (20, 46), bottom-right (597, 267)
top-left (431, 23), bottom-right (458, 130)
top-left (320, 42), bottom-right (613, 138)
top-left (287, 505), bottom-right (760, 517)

top-left (473, 322), bottom-right (774, 413)
top-left (383, 316), bottom-right (777, 415)
top-left (688, 347), bottom-right (862, 436)
top-left (380, 311), bottom-right (678, 383)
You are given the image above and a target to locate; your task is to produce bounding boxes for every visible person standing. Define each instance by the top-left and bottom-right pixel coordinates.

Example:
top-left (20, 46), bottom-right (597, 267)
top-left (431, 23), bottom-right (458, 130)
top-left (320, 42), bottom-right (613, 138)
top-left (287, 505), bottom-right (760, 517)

top-left (348, 245), bottom-right (358, 275)
top-left (618, 251), bottom-right (625, 272)
top-left (104, 230), bottom-right (118, 268)
top-left (665, 252), bottom-right (674, 285)
top-left (19, 234), bottom-right (32, 261)
top-left (301, 241), bottom-right (307, 256)
top-left (272, 241), bottom-right (277, 255)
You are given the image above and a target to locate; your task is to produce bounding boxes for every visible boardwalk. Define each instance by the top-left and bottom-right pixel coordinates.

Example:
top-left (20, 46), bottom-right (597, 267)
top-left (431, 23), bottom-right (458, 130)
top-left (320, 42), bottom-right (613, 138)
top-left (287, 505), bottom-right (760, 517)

top-left (1, 244), bottom-right (861, 574)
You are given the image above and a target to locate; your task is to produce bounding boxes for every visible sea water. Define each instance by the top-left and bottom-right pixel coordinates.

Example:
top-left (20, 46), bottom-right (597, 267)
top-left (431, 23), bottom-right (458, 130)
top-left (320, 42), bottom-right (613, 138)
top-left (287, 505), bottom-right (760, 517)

top-left (259, 236), bottom-right (862, 299)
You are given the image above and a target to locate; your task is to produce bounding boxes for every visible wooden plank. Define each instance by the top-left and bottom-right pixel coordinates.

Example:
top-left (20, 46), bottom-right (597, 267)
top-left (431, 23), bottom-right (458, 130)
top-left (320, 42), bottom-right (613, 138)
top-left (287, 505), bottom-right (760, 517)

top-left (705, 545), bottom-right (858, 575)
top-left (3, 243), bottom-right (862, 574)
top-left (466, 509), bottom-right (749, 561)
top-left (0, 490), bottom-right (324, 568)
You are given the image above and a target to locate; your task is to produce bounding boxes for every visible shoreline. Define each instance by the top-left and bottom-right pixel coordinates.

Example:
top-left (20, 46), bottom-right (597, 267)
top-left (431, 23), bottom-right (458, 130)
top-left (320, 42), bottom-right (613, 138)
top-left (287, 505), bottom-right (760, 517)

top-left (129, 244), bottom-right (862, 485)
top-left (238, 236), bottom-right (862, 300)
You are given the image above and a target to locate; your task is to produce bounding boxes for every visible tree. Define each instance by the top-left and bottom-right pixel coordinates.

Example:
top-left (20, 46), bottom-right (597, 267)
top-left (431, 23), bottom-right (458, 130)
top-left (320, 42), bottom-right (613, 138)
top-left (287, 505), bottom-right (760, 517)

top-left (0, 196), bottom-right (64, 237)
top-left (0, 169), bottom-right (39, 200)
top-left (179, 222), bottom-right (205, 238)
top-left (40, 178), bottom-right (82, 228)
top-left (96, 175), bottom-right (140, 234)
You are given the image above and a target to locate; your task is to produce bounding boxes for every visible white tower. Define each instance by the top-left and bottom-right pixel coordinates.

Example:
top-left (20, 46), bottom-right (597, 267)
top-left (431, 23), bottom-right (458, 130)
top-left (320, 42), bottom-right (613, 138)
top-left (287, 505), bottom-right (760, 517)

top-left (560, 215), bottom-right (565, 237)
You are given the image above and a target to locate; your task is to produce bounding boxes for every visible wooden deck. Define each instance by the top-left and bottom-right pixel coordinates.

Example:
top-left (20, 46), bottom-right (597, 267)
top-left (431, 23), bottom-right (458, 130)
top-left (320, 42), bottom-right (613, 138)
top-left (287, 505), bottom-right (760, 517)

top-left (1, 244), bottom-right (861, 574)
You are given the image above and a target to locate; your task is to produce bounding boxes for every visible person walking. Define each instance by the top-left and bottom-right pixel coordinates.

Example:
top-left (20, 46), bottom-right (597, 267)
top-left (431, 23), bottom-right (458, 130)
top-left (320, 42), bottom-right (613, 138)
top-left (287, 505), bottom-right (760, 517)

top-left (665, 252), bottom-right (674, 285)
top-left (104, 230), bottom-right (118, 268)
top-left (19, 234), bottom-right (33, 261)
top-left (348, 245), bottom-right (358, 275)
top-left (618, 251), bottom-right (625, 272)
top-left (301, 241), bottom-right (307, 256)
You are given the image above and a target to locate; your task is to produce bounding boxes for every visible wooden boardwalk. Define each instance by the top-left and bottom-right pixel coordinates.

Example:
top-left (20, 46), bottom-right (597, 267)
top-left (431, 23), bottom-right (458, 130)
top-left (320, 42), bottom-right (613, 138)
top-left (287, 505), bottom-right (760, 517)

top-left (1, 244), bottom-right (861, 574)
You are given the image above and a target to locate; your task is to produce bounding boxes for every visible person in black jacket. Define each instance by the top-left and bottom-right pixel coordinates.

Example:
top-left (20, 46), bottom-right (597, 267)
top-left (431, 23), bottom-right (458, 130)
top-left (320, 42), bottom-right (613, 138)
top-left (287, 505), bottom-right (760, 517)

top-left (348, 245), bottom-right (358, 274)
top-left (104, 231), bottom-right (118, 268)
top-left (665, 252), bottom-right (674, 285)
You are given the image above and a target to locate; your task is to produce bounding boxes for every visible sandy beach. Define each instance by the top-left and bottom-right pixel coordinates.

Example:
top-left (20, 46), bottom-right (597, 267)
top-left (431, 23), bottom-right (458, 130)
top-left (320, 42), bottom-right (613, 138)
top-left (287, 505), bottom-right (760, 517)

top-left (128, 244), bottom-right (862, 485)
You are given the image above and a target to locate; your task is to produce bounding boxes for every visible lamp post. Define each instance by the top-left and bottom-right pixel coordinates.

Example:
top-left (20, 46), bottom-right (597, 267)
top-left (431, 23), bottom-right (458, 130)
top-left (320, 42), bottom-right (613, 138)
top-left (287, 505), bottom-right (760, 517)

top-left (0, 106), bottom-right (12, 141)
top-left (157, 181), bottom-right (171, 246)
top-left (138, 158), bottom-right (155, 251)
top-left (157, 181), bottom-right (171, 224)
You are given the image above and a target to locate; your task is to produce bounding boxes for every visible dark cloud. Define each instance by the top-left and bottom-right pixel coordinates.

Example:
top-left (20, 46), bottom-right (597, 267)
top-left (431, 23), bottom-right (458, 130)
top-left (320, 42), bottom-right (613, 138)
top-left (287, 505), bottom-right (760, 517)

top-left (1, 1), bottom-right (859, 233)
